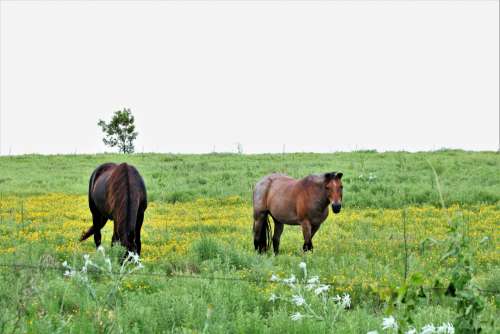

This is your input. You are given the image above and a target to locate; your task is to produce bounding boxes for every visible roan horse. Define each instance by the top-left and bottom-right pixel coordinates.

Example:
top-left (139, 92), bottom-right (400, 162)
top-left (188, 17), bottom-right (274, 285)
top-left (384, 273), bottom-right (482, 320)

top-left (253, 172), bottom-right (343, 254)
top-left (80, 163), bottom-right (147, 255)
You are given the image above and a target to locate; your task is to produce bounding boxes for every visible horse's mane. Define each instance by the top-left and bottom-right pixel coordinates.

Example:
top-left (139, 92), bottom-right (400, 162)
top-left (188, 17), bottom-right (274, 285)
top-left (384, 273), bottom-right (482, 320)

top-left (108, 163), bottom-right (131, 238)
top-left (301, 174), bottom-right (325, 187)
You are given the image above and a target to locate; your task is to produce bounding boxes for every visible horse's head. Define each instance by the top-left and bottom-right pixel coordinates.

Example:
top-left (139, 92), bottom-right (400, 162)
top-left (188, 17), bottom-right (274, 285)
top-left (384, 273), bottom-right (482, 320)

top-left (324, 172), bottom-right (343, 214)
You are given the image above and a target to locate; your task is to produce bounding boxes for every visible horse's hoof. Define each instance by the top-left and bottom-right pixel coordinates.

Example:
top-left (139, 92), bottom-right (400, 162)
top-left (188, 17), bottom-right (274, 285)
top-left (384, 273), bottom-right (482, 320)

top-left (302, 243), bottom-right (313, 252)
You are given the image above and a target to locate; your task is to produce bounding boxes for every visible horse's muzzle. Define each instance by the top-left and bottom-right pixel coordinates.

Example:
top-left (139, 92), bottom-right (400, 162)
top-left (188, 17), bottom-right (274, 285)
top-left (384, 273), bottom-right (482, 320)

top-left (332, 203), bottom-right (342, 214)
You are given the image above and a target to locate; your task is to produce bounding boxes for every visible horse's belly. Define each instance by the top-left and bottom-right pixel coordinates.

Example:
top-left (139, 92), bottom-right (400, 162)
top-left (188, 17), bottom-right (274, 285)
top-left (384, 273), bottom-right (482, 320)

top-left (283, 219), bottom-right (301, 226)
top-left (269, 210), bottom-right (300, 225)
top-left (267, 194), bottom-right (295, 221)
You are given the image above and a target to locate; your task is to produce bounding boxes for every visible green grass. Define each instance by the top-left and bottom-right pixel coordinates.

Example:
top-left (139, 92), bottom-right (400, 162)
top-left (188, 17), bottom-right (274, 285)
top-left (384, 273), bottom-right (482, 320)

top-left (0, 150), bottom-right (499, 207)
top-left (0, 151), bottom-right (499, 333)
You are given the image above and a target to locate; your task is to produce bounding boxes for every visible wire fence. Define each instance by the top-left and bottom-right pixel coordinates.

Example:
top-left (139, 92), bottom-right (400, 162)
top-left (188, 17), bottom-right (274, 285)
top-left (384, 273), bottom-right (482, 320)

top-left (0, 262), bottom-right (498, 296)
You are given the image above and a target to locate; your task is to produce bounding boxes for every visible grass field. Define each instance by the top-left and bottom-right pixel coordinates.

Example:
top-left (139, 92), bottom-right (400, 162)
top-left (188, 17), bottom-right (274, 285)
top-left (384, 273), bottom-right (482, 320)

top-left (0, 151), bottom-right (498, 333)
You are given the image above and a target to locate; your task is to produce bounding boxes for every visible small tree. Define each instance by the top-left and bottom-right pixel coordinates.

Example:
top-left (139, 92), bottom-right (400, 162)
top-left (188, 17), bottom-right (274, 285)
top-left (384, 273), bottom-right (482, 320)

top-left (98, 108), bottom-right (138, 154)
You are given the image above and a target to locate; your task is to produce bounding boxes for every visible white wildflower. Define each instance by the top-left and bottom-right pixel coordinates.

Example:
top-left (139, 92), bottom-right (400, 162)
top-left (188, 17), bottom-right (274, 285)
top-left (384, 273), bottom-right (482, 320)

top-left (299, 262), bottom-right (307, 277)
top-left (64, 270), bottom-right (74, 277)
top-left (132, 253), bottom-right (140, 263)
top-left (332, 294), bottom-right (342, 302)
top-left (420, 324), bottom-right (436, 334)
top-left (128, 251), bottom-right (140, 264)
top-left (83, 254), bottom-right (92, 266)
top-left (269, 293), bottom-right (278, 302)
top-left (436, 322), bottom-right (454, 334)
top-left (283, 274), bottom-right (296, 285)
top-left (382, 316), bottom-right (398, 331)
top-left (307, 276), bottom-right (319, 284)
top-left (405, 328), bottom-right (417, 334)
top-left (105, 258), bottom-right (112, 271)
top-left (270, 274), bottom-right (280, 282)
top-left (306, 276), bottom-right (320, 290)
top-left (291, 295), bottom-right (306, 306)
top-left (341, 293), bottom-right (351, 308)
top-left (97, 245), bottom-right (105, 255)
top-left (314, 284), bottom-right (330, 295)
top-left (290, 312), bottom-right (303, 321)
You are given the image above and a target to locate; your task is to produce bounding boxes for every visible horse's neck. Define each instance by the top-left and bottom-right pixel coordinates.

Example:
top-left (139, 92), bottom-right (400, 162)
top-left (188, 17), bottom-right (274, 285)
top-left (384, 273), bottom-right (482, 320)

top-left (316, 193), bottom-right (330, 211)
top-left (302, 181), bottom-right (330, 211)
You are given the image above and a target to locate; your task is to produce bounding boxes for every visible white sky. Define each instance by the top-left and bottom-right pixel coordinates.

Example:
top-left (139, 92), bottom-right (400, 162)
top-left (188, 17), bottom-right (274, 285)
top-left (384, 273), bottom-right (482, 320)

top-left (0, 1), bottom-right (498, 155)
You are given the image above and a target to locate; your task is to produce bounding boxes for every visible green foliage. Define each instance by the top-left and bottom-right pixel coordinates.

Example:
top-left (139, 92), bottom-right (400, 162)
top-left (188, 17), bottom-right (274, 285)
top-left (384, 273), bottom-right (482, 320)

top-left (192, 236), bottom-right (222, 262)
top-left (377, 272), bottom-right (429, 333)
top-left (0, 152), bottom-right (498, 333)
top-left (0, 151), bottom-right (498, 207)
top-left (191, 237), bottom-right (254, 270)
top-left (439, 218), bottom-right (487, 333)
top-left (268, 261), bottom-right (352, 328)
top-left (97, 108), bottom-right (138, 154)
top-left (429, 160), bottom-right (488, 333)
top-left (373, 162), bottom-right (495, 334)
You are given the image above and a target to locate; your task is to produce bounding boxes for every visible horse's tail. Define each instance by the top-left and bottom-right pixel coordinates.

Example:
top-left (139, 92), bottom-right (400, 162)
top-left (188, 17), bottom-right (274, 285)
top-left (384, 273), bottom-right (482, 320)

top-left (108, 163), bottom-right (138, 249)
top-left (255, 213), bottom-right (272, 252)
top-left (265, 214), bottom-right (272, 251)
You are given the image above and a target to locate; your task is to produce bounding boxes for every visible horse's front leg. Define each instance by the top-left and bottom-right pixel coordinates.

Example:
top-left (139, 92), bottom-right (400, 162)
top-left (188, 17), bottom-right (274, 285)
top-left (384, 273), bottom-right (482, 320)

top-left (111, 222), bottom-right (119, 247)
top-left (301, 220), bottom-right (313, 252)
top-left (309, 224), bottom-right (321, 250)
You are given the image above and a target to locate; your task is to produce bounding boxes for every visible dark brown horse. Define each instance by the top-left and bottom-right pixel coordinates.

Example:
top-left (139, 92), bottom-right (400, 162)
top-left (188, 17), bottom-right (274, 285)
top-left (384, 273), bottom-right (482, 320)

top-left (80, 163), bottom-right (147, 255)
top-left (253, 172), bottom-right (343, 254)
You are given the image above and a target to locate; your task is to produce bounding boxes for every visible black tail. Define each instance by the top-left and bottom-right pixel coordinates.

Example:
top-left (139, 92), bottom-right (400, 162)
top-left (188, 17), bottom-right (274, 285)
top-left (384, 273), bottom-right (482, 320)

top-left (108, 163), bottom-right (138, 250)
top-left (257, 214), bottom-right (272, 252)
top-left (80, 226), bottom-right (94, 241)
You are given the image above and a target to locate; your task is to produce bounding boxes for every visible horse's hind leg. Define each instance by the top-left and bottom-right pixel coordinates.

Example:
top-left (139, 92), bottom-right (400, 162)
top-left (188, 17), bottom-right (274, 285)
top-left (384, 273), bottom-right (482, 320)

top-left (135, 209), bottom-right (144, 256)
top-left (272, 220), bottom-right (284, 255)
top-left (253, 176), bottom-right (273, 253)
top-left (80, 212), bottom-right (106, 246)
top-left (253, 211), bottom-right (268, 253)
top-left (92, 214), bottom-right (107, 249)
top-left (111, 231), bottom-right (119, 247)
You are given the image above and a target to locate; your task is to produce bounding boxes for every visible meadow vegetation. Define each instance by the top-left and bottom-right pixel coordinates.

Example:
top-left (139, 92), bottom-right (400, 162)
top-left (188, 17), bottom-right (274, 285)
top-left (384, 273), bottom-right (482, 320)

top-left (0, 151), bottom-right (498, 333)
top-left (0, 150), bottom-right (498, 207)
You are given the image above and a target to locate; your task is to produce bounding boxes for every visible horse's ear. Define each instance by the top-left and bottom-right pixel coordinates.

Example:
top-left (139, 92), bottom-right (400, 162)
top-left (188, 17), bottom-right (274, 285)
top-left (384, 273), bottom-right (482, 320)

top-left (336, 172), bottom-right (343, 180)
top-left (324, 172), bottom-right (337, 182)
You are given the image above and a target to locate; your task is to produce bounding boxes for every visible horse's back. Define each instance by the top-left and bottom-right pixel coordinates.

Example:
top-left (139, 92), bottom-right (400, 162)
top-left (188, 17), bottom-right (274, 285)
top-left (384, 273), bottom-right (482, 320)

top-left (253, 173), bottom-right (298, 213)
top-left (89, 163), bottom-right (117, 191)
top-left (89, 163), bottom-right (147, 217)
top-left (89, 163), bottom-right (117, 213)
top-left (108, 163), bottom-right (147, 203)
top-left (123, 164), bottom-right (148, 207)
